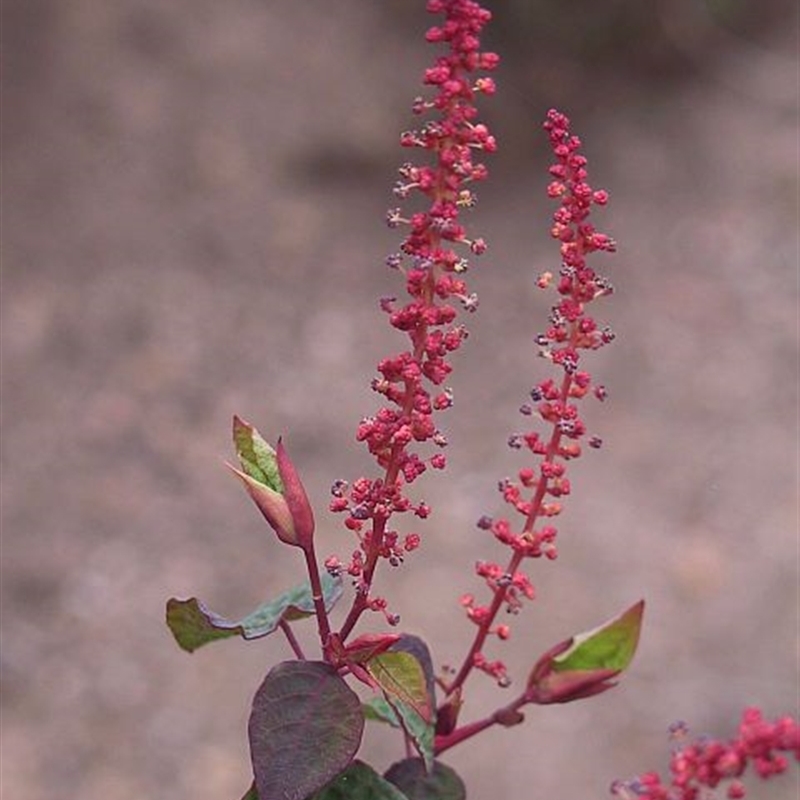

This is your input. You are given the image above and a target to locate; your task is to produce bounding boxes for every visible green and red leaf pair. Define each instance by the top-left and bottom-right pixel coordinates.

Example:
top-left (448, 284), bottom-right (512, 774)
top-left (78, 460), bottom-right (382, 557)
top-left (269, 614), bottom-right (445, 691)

top-left (228, 415), bottom-right (315, 549)
top-left (527, 600), bottom-right (644, 704)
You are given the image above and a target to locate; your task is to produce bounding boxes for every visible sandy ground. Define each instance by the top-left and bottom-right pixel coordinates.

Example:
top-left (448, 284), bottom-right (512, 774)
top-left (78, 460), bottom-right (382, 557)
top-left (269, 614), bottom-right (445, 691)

top-left (2, 2), bottom-right (798, 798)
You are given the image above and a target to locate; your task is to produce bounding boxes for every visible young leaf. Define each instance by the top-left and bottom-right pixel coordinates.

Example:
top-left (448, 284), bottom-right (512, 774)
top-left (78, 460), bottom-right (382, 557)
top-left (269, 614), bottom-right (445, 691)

top-left (384, 759), bottom-right (466, 800)
top-left (233, 415), bottom-right (282, 491)
top-left (368, 652), bottom-right (432, 723)
top-left (227, 464), bottom-right (298, 547)
top-left (368, 651), bottom-right (434, 770)
top-left (310, 760), bottom-right (409, 800)
top-left (166, 572), bottom-right (342, 652)
top-left (249, 661), bottom-right (364, 800)
top-left (551, 598), bottom-right (644, 674)
top-left (390, 634), bottom-right (436, 706)
top-left (362, 696), bottom-right (401, 728)
top-left (526, 599), bottom-right (645, 704)
top-left (343, 633), bottom-right (402, 665)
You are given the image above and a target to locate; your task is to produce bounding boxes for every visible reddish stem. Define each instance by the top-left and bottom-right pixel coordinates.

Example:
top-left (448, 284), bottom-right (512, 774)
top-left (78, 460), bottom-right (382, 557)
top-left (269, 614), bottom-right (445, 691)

top-left (434, 691), bottom-right (528, 755)
top-left (302, 543), bottom-right (332, 652)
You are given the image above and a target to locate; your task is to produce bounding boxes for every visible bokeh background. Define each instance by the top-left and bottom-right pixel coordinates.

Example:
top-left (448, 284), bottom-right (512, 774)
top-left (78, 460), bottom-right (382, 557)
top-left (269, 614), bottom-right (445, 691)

top-left (2, 1), bottom-right (798, 798)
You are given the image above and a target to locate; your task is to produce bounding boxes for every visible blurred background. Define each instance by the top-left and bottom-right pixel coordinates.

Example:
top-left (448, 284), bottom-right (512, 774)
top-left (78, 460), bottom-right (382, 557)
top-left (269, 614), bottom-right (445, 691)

top-left (2, 0), bottom-right (797, 797)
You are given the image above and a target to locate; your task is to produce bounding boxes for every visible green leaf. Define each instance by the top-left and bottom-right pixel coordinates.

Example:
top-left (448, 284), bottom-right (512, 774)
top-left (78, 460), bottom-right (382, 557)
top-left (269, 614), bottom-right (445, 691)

top-left (249, 661), bottom-right (364, 800)
top-left (368, 652), bottom-right (434, 771)
top-left (310, 761), bottom-right (409, 800)
top-left (384, 759), bottom-right (465, 800)
top-left (362, 696), bottom-right (401, 727)
top-left (368, 652), bottom-right (432, 722)
top-left (552, 599), bottom-right (644, 673)
top-left (166, 572), bottom-right (343, 652)
top-left (390, 634), bottom-right (436, 706)
top-left (233, 415), bottom-right (282, 491)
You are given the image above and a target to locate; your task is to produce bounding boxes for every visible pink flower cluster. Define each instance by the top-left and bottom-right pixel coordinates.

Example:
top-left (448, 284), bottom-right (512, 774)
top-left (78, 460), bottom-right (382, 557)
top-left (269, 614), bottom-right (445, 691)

top-left (329, 0), bottom-right (498, 636)
top-left (611, 709), bottom-right (800, 799)
top-left (447, 109), bottom-right (617, 687)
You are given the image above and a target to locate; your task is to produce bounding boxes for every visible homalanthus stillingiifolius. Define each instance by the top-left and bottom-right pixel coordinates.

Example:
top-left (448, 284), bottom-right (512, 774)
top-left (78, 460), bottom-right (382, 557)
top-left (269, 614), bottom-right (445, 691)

top-left (327, 0), bottom-right (499, 641)
top-left (163, 3), bottom-right (800, 796)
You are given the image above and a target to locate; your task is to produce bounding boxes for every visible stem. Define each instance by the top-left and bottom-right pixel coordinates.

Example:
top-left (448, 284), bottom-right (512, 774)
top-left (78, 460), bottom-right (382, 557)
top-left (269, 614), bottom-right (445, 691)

top-left (302, 543), bottom-right (332, 652)
top-left (434, 692), bottom-right (528, 756)
top-left (279, 619), bottom-right (305, 660)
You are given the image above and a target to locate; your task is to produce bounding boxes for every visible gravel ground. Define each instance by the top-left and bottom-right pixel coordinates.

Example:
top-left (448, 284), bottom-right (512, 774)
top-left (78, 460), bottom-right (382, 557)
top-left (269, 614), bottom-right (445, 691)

top-left (2, 2), bottom-right (798, 799)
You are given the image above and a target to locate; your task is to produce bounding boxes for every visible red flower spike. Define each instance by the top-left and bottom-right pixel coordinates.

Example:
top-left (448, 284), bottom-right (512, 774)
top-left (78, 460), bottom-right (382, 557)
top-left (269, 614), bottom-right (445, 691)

top-left (453, 111), bottom-right (618, 676)
top-left (335, 0), bottom-right (498, 599)
top-left (613, 710), bottom-right (800, 800)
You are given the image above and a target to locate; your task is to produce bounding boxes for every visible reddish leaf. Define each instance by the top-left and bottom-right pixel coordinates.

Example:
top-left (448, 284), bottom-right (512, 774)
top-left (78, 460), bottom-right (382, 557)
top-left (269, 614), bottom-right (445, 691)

top-left (344, 633), bottom-right (402, 664)
top-left (248, 661), bottom-right (364, 800)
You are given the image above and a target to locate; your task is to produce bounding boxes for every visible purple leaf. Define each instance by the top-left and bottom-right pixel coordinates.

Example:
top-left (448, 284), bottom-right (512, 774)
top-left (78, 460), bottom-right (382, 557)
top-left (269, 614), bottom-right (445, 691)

top-left (248, 661), bottom-right (364, 800)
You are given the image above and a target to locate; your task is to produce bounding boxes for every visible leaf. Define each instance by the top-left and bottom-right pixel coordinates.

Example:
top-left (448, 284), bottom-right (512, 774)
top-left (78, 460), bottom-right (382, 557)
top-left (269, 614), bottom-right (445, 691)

top-left (434, 687), bottom-right (462, 737)
top-left (390, 635), bottom-right (436, 706)
top-left (166, 572), bottom-right (342, 653)
top-left (368, 652), bottom-right (432, 722)
top-left (343, 633), bottom-right (402, 665)
top-left (227, 464), bottom-right (298, 547)
top-left (362, 696), bottom-right (401, 727)
top-left (368, 652), bottom-right (434, 771)
top-left (526, 599), bottom-right (645, 704)
top-left (384, 759), bottom-right (465, 800)
top-left (552, 599), bottom-right (644, 674)
top-left (249, 661), bottom-right (364, 800)
top-left (233, 415), bottom-right (282, 491)
top-left (310, 760), bottom-right (409, 800)
top-left (281, 572), bottom-right (343, 622)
